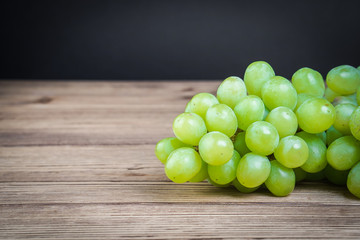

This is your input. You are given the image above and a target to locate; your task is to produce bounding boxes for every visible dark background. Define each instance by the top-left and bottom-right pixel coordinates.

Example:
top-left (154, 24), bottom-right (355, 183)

top-left (1, 0), bottom-right (360, 80)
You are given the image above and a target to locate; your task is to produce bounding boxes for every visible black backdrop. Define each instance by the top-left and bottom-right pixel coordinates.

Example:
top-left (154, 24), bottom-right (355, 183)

top-left (1, 0), bottom-right (360, 80)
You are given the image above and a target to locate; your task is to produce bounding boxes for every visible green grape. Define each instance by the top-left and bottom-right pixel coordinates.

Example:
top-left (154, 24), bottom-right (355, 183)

top-left (205, 104), bottom-right (238, 137)
top-left (208, 150), bottom-right (240, 185)
top-left (199, 131), bottom-right (234, 166)
top-left (296, 131), bottom-right (327, 173)
top-left (189, 161), bottom-right (208, 182)
top-left (184, 101), bottom-right (191, 112)
top-left (173, 112), bottom-right (207, 146)
top-left (327, 136), bottom-right (360, 171)
top-left (349, 106), bottom-right (360, 141)
top-left (326, 126), bottom-right (343, 146)
top-left (244, 61), bottom-right (275, 97)
top-left (265, 160), bottom-right (295, 197)
top-left (155, 137), bottom-right (190, 164)
top-left (291, 67), bottom-right (325, 97)
top-left (347, 162), bottom-right (360, 198)
top-left (332, 93), bottom-right (357, 106)
top-left (305, 170), bottom-right (325, 181)
top-left (326, 65), bottom-right (360, 95)
top-left (217, 76), bottom-right (247, 109)
top-left (274, 135), bottom-right (309, 168)
top-left (234, 95), bottom-right (265, 131)
top-left (245, 121), bottom-right (279, 156)
top-left (262, 107), bottom-right (270, 120)
top-left (296, 98), bottom-right (335, 133)
top-left (265, 106), bottom-right (297, 138)
top-left (357, 86), bottom-right (360, 105)
top-left (207, 178), bottom-right (232, 188)
top-left (232, 178), bottom-right (260, 193)
top-left (324, 165), bottom-right (349, 186)
top-left (165, 147), bottom-right (202, 183)
top-left (236, 153), bottom-right (271, 188)
top-left (294, 167), bottom-right (307, 182)
top-left (316, 131), bottom-right (327, 145)
top-left (324, 87), bottom-right (341, 102)
top-left (294, 93), bottom-right (316, 111)
top-left (233, 131), bottom-right (251, 156)
top-left (333, 104), bottom-right (356, 135)
top-left (186, 93), bottom-right (219, 119)
top-left (261, 76), bottom-right (297, 110)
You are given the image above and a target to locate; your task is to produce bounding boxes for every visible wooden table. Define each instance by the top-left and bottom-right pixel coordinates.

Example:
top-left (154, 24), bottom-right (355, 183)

top-left (0, 81), bottom-right (359, 239)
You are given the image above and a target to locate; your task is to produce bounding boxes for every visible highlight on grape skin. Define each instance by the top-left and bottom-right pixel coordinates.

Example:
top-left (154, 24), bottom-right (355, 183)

top-left (154, 61), bottom-right (360, 198)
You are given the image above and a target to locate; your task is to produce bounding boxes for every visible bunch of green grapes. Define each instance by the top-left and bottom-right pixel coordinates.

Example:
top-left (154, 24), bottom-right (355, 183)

top-left (155, 62), bottom-right (360, 198)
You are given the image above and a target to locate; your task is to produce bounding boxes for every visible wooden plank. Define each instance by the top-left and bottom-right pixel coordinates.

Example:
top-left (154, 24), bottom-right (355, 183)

top-left (0, 146), bottom-right (166, 182)
top-left (0, 106), bottom-right (179, 146)
top-left (0, 81), bottom-right (219, 146)
top-left (0, 182), bottom-right (359, 205)
top-left (0, 81), bottom-right (218, 105)
top-left (0, 203), bottom-right (359, 239)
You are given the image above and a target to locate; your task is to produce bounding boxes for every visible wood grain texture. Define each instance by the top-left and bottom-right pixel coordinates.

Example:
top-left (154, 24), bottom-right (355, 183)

top-left (0, 81), bottom-right (359, 239)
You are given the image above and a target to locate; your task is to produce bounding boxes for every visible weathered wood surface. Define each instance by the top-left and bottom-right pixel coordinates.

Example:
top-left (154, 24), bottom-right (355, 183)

top-left (0, 81), bottom-right (359, 239)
